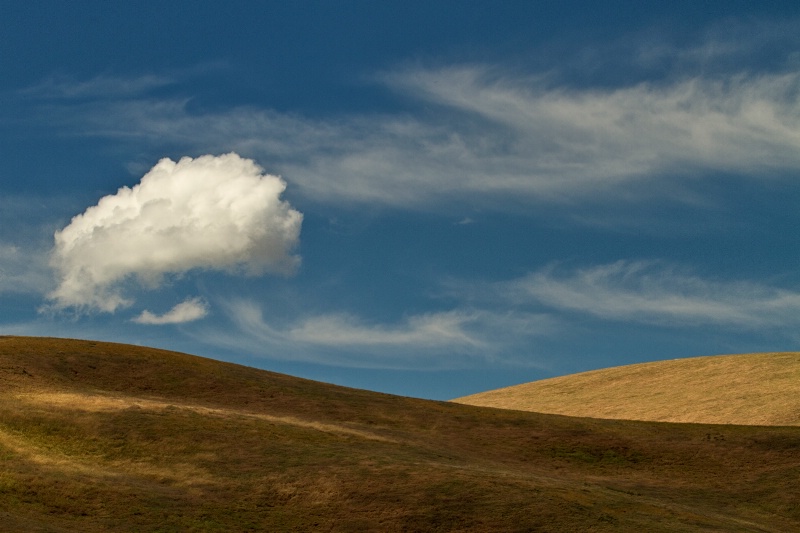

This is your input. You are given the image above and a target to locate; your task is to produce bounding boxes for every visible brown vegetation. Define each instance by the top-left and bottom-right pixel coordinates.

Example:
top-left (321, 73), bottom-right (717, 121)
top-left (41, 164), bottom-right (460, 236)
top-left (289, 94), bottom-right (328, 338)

top-left (454, 352), bottom-right (800, 425)
top-left (1, 337), bottom-right (799, 531)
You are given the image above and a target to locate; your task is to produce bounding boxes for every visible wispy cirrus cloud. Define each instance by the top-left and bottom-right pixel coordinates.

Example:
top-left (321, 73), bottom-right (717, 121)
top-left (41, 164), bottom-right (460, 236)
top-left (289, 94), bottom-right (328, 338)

top-left (25, 20), bottom-right (800, 211)
top-left (204, 299), bottom-right (555, 368)
top-left (0, 243), bottom-right (52, 296)
top-left (0, 196), bottom-right (65, 298)
top-left (226, 300), bottom-right (488, 351)
top-left (385, 66), bottom-right (800, 180)
top-left (288, 312), bottom-right (483, 348)
top-left (210, 255), bottom-right (800, 367)
top-left (41, 66), bottom-right (800, 209)
top-left (20, 73), bottom-right (175, 100)
top-left (506, 260), bottom-right (800, 329)
top-left (132, 297), bottom-right (209, 325)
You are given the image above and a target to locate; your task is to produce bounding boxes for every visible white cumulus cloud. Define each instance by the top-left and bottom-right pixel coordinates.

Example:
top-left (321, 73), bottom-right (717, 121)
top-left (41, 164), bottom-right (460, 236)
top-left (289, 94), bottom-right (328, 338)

top-left (48, 153), bottom-right (302, 312)
top-left (132, 297), bottom-right (209, 325)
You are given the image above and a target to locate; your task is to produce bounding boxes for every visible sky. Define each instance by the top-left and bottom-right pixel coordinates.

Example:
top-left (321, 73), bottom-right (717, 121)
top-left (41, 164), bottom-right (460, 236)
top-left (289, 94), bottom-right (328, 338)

top-left (2, 1), bottom-right (800, 400)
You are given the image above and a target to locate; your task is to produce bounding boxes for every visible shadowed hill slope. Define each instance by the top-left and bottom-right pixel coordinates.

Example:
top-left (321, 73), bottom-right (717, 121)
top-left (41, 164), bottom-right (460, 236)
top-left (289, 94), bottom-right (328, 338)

top-left (454, 352), bottom-right (800, 425)
top-left (1, 337), bottom-right (800, 532)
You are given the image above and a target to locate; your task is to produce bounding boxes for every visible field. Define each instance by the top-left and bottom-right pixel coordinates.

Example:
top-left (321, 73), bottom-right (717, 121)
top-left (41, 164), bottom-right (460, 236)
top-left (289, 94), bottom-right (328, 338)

top-left (454, 352), bottom-right (800, 425)
top-left (1, 336), bottom-right (799, 531)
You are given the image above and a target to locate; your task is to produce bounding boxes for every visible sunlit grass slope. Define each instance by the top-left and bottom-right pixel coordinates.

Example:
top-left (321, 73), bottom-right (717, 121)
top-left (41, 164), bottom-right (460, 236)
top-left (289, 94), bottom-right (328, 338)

top-left (1, 337), bottom-right (799, 531)
top-left (454, 352), bottom-right (800, 425)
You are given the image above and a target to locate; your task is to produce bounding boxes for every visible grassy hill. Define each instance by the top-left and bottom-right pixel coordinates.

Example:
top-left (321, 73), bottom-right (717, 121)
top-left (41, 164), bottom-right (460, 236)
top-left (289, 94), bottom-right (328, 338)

top-left (453, 352), bottom-right (800, 426)
top-left (1, 337), bottom-right (799, 531)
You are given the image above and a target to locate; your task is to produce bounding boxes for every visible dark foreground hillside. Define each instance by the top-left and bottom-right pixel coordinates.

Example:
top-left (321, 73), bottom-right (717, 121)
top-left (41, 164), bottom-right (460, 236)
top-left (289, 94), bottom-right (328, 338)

top-left (1, 337), bottom-right (799, 532)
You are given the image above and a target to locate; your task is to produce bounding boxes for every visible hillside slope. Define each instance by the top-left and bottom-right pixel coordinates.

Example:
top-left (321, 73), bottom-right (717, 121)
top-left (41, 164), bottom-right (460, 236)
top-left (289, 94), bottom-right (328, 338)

top-left (454, 352), bottom-right (800, 425)
top-left (1, 337), bottom-right (799, 532)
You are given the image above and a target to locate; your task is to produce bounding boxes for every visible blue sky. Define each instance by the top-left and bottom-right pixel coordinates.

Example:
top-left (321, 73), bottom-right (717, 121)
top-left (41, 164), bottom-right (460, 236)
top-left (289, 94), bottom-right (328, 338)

top-left (3, 1), bottom-right (800, 400)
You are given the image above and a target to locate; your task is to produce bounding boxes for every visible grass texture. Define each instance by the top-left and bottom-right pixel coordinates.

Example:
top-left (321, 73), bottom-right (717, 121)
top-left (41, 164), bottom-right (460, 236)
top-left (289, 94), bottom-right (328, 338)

top-left (0, 336), bottom-right (798, 531)
top-left (454, 352), bottom-right (800, 425)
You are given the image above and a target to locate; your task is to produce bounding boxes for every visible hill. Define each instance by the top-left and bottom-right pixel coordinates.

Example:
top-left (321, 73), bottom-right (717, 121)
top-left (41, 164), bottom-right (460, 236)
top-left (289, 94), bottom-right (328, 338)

top-left (453, 352), bottom-right (800, 426)
top-left (1, 337), bottom-right (799, 531)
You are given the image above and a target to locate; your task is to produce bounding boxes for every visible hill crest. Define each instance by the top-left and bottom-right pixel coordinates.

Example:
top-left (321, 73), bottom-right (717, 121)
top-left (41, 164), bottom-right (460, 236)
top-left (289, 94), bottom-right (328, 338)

top-left (2, 336), bottom-right (800, 531)
top-left (453, 352), bottom-right (800, 425)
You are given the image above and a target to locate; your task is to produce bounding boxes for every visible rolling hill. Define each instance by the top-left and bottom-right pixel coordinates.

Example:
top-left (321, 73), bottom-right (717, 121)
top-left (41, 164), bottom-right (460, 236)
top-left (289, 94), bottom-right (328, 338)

top-left (453, 352), bottom-right (800, 426)
top-left (1, 336), bottom-right (799, 531)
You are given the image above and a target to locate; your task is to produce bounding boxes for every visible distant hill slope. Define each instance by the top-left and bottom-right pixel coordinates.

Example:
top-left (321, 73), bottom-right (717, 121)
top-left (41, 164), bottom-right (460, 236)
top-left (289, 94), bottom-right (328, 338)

top-left (454, 352), bottom-right (800, 425)
top-left (2, 337), bottom-right (800, 531)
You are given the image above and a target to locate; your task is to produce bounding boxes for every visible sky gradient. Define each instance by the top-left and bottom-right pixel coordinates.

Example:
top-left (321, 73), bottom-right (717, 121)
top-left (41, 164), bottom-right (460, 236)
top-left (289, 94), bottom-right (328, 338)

top-left (3, 1), bottom-right (800, 399)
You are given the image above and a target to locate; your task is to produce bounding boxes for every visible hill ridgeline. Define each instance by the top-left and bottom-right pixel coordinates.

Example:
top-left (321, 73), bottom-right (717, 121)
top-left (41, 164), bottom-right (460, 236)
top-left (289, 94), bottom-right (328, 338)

top-left (454, 352), bottom-right (800, 425)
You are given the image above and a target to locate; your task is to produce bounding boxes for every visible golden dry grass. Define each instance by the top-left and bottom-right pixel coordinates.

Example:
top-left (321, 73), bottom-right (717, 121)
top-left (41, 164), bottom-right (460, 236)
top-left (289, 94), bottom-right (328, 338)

top-left (1, 336), bottom-right (799, 531)
top-left (13, 391), bottom-right (395, 442)
top-left (453, 352), bottom-right (800, 425)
